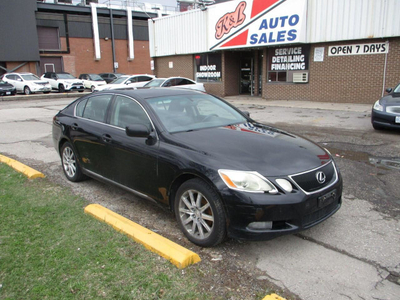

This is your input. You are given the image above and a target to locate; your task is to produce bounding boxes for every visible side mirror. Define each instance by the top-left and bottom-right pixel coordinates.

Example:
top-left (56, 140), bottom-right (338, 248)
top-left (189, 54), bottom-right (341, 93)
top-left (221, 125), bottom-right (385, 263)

top-left (126, 124), bottom-right (150, 138)
top-left (125, 81), bottom-right (132, 85)
top-left (386, 88), bottom-right (392, 93)
top-left (241, 110), bottom-right (250, 118)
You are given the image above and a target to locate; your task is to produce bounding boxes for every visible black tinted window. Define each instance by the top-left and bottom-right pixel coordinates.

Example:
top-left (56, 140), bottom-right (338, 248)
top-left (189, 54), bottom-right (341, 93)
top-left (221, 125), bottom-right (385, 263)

top-left (82, 95), bottom-right (113, 123)
top-left (138, 76), bottom-right (152, 82)
top-left (76, 98), bottom-right (88, 117)
top-left (110, 96), bottom-right (151, 129)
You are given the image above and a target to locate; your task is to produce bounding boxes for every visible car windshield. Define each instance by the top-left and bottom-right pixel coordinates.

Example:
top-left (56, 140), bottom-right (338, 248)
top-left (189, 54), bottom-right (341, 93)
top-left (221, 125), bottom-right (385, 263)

top-left (110, 77), bottom-right (128, 84)
top-left (393, 83), bottom-right (400, 93)
top-left (57, 73), bottom-right (76, 79)
top-left (144, 79), bottom-right (165, 87)
top-left (147, 94), bottom-right (247, 133)
top-left (21, 74), bottom-right (40, 81)
top-left (89, 74), bottom-right (103, 81)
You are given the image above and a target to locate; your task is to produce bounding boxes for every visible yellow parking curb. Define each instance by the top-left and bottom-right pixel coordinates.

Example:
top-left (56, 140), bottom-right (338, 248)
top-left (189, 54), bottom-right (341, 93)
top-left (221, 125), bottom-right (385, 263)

top-left (0, 154), bottom-right (45, 179)
top-left (262, 294), bottom-right (287, 300)
top-left (84, 204), bottom-right (201, 269)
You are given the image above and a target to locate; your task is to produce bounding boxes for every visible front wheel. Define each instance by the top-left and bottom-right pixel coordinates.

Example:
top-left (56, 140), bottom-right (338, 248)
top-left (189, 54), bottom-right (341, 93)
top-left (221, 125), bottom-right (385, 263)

top-left (59, 84), bottom-right (65, 93)
top-left (24, 86), bottom-right (31, 95)
top-left (60, 142), bottom-right (85, 182)
top-left (91, 86), bottom-right (95, 92)
top-left (174, 179), bottom-right (226, 247)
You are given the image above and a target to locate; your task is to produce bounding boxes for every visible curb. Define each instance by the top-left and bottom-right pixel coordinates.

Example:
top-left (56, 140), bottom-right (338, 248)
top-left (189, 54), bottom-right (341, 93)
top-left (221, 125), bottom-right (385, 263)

top-left (0, 154), bottom-right (45, 179)
top-left (84, 204), bottom-right (201, 269)
top-left (262, 294), bottom-right (287, 300)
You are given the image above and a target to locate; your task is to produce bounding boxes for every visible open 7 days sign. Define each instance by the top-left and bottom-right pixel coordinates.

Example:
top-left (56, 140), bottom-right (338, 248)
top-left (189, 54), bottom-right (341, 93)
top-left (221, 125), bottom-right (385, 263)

top-left (208, 0), bottom-right (307, 51)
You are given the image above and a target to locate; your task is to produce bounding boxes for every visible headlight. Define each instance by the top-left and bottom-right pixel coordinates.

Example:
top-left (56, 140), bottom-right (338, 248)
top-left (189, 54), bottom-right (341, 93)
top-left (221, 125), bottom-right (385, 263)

top-left (218, 170), bottom-right (278, 194)
top-left (373, 100), bottom-right (383, 112)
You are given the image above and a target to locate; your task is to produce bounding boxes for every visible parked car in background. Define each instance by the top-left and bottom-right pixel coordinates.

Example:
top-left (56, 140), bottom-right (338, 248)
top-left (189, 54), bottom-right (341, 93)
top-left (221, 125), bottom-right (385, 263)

top-left (52, 88), bottom-right (342, 247)
top-left (79, 74), bottom-right (107, 92)
top-left (0, 79), bottom-right (16, 96)
top-left (41, 72), bottom-right (84, 93)
top-left (143, 77), bottom-right (206, 92)
top-left (99, 73), bottom-right (125, 84)
top-left (2, 72), bottom-right (51, 95)
top-left (371, 83), bottom-right (400, 130)
top-left (95, 74), bottom-right (155, 91)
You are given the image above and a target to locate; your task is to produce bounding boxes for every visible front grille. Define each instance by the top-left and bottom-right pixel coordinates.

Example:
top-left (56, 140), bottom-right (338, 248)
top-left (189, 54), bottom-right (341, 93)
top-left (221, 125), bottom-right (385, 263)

top-left (302, 199), bottom-right (339, 227)
top-left (72, 83), bottom-right (82, 86)
top-left (386, 106), bottom-right (400, 114)
top-left (290, 161), bottom-right (337, 193)
top-left (35, 82), bottom-right (47, 86)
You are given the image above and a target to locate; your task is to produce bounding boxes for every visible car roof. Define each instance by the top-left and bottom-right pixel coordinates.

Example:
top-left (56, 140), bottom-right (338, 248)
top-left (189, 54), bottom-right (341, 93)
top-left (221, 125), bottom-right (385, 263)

top-left (98, 87), bottom-right (203, 100)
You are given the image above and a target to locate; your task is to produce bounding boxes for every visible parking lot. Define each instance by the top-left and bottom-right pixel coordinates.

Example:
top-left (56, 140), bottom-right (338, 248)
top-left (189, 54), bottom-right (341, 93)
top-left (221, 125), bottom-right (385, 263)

top-left (0, 94), bottom-right (399, 300)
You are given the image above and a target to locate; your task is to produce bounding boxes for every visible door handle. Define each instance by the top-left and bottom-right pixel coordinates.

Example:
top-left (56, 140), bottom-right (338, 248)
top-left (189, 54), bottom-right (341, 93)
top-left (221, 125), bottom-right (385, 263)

top-left (71, 123), bottom-right (79, 130)
top-left (102, 134), bottom-right (112, 143)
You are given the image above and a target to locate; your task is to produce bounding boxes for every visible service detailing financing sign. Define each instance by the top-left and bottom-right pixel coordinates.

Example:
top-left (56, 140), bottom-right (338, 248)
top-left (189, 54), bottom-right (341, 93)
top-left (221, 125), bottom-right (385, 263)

top-left (208, 0), bottom-right (307, 51)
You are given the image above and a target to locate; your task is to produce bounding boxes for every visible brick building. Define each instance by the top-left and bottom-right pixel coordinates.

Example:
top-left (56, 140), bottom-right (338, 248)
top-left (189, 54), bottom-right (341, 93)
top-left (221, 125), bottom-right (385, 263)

top-left (0, 0), bottom-right (172, 78)
top-left (150, 0), bottom-right (400, 104)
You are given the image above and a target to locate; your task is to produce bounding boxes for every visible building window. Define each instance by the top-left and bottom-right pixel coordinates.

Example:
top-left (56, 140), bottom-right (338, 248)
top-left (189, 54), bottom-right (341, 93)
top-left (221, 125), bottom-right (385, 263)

top-left (37, 26), bottom-right (60, 50)
top-left (267, 45), bottom-right (309, 83)
top-left (195, 53), bottom-right (222, 82)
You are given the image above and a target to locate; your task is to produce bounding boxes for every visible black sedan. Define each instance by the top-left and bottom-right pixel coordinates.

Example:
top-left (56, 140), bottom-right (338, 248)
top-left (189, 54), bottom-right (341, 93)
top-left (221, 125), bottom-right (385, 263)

top-left (52, 89), bottom-right (342, 247)
top-left (0, 79), bottom-right (16, 96)
top-left (371, 83), bottom-right (400, 130)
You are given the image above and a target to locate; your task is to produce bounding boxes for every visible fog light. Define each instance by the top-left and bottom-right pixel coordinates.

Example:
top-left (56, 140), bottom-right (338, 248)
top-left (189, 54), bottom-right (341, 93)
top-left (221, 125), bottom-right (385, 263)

top-left (276, 178), bottom-right (293, 193)
top-left (248, 221), bottom-right (272, 230)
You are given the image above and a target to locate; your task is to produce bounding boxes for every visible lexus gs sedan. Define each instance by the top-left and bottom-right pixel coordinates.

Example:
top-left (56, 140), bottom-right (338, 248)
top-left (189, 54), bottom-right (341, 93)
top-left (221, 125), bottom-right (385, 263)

top-left (52, 88), bottom-right (342, 247)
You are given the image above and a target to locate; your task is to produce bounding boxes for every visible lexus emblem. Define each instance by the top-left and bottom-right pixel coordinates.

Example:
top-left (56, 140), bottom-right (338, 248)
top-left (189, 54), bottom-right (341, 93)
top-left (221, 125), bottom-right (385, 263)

top-left (316, 171), bottom-right (326, 184)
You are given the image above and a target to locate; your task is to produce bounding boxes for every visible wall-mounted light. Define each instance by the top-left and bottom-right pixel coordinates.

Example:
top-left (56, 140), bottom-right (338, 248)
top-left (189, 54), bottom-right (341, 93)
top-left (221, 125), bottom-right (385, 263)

top-left (104, 37), bottom-right (109, 41)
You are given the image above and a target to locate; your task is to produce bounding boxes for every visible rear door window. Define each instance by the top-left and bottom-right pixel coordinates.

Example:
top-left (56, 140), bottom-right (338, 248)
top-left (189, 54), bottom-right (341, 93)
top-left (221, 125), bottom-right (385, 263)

top-left (80, 94), bottom-right (113, 123)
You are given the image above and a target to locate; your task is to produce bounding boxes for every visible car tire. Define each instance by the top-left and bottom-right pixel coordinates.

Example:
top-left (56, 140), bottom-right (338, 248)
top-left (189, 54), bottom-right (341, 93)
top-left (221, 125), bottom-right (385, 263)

top-left (59, 84), bottom-right (65, 93)
top-left (174, 178), bottom-right (226, 247)
top-left (43, 91), bottom-right (50, 94)
top-left (24, 86), bottom-right (31, 95)
top-left (91, 86), bottom-right (95, 92)
top-left (60, 142), bottom-right (86, 182)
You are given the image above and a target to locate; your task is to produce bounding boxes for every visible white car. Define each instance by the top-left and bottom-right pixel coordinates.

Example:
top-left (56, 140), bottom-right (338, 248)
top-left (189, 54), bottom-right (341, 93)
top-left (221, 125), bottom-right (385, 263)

top-left (41, 72), bottom-right (84, 93)
top-left (2, 72), bottom-right (52, 95)
top-left (78, 73), bottom-right (107, 92)
top-left (95, 74), bottom-right (155, 91)
top-left (143, 77), bottom-right (206, 92)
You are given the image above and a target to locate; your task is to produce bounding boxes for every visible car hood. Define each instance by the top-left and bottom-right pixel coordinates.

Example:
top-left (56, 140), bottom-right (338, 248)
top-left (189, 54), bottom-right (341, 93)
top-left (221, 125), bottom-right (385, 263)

top-left (380, 93), bottom-right (400, 105)
top-left (168, 123), bottom-right (330, 176)
top-left (60, 79), bottom-right (82, 84)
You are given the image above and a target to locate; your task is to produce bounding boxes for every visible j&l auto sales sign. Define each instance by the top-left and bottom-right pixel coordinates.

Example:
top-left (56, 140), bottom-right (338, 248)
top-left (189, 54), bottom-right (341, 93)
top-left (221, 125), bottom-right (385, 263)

top-left (208, 0), bottom-right (307, 51)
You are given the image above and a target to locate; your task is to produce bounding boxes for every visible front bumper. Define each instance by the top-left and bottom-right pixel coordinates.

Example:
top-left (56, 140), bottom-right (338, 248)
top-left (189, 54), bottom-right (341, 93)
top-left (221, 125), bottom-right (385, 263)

top-left (32, 86), bottom-right (52, 93)
top-left (65, 84), bottom-right (85, 91)
top-left (0, 88), bottom-right (16, 96)
top-left (371, 109), bottom-right (400, 129)
top-left (223, 174), bottom-right (343, 240)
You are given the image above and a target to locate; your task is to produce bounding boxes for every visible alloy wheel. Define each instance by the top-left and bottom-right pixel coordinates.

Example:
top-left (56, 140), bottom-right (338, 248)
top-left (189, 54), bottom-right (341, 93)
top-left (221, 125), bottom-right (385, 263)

top-left (178, 189), bottom-right (214, 240)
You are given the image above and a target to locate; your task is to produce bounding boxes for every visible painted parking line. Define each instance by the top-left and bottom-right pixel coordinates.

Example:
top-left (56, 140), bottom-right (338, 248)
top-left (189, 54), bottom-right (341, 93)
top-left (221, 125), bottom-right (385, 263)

top-left (84, 204), bottom-right (201, 269)
top-left (262, 293), bottom-right (287, 300)
top-left (0, 154), bottom-right (45, 179)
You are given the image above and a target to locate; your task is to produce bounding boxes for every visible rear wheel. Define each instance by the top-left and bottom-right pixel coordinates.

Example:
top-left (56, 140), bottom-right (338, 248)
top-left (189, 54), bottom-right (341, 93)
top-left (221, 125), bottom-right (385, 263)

top-left (60, 142), bottom-right (85, 182)
top-left (174, 178), bottom-right (226, 247)
top-left (24, 86), bottom-right (31, 95)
